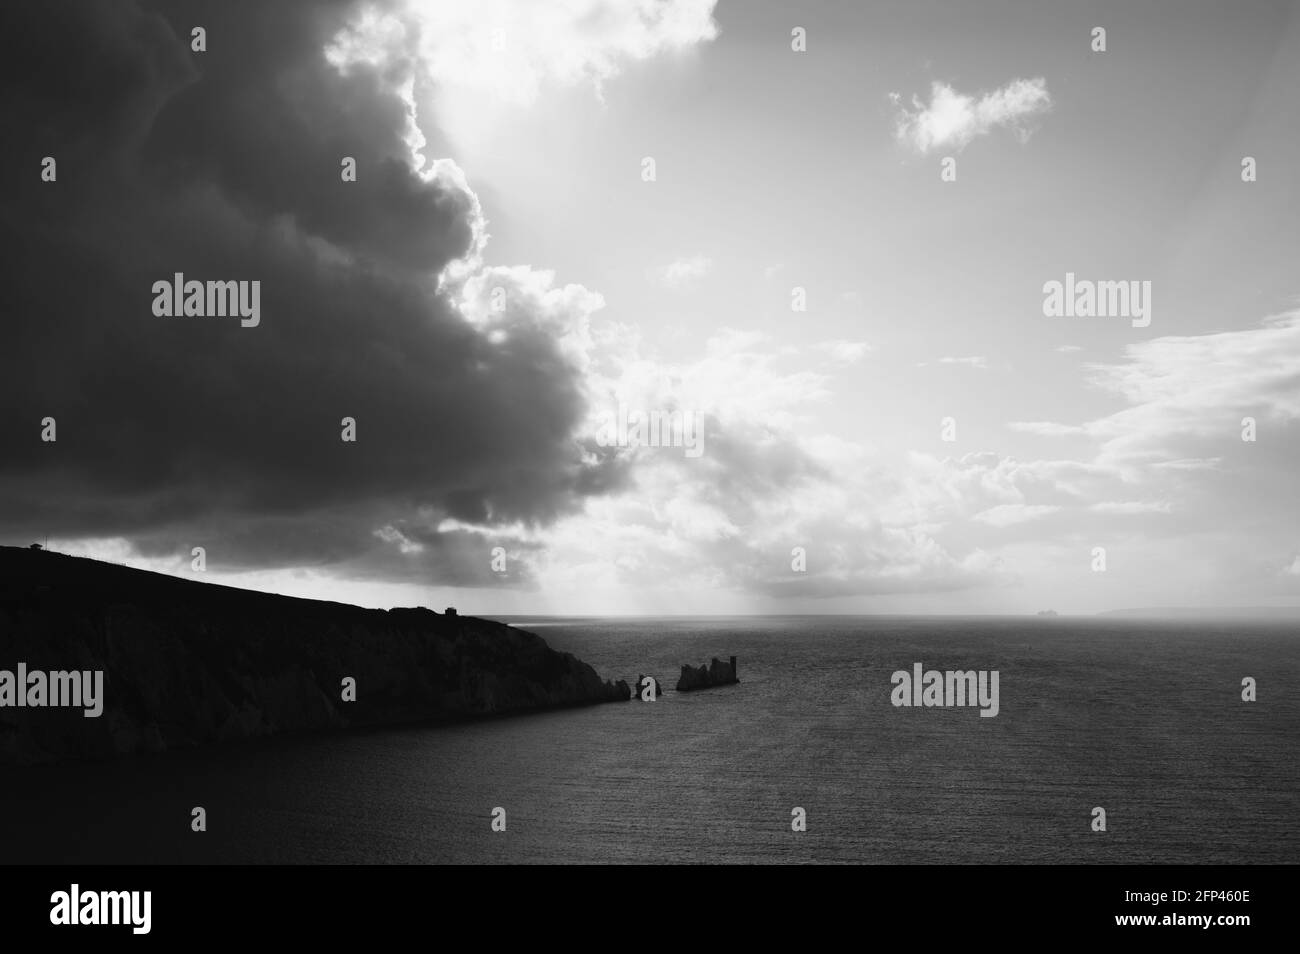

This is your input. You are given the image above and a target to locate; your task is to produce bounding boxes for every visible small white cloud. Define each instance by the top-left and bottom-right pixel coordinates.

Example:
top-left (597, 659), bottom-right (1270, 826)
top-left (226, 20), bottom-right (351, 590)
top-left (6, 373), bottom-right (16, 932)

top-left (816, 340), bottom-right (873, 364)
top-left (971, 504), bottom-right (1060, 527)
top-left (1285, 556), bottom-right (1300, 576)
top-left (937, 355), bottom-right (989, 369)
top-left (375, 525), bottom-right (425, 554)
top-left (655, 254), bottom-right (713, 288)
top-left (1055, 344), bottom-right (1083, 353)
top-left (893, 77), bottom-right (1052, 154)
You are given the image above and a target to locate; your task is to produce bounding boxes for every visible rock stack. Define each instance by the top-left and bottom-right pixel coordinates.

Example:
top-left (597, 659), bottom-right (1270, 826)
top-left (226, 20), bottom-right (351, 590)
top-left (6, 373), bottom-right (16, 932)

top-left (675, 655), bottom-right (739, 692)
top-left (634, 675), bottom-right (665, 699)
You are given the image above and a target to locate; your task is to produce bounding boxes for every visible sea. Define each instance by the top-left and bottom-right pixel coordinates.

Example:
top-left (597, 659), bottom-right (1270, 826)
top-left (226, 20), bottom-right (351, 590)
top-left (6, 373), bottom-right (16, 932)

top-left (3, 616), bottom-right (1297, 864)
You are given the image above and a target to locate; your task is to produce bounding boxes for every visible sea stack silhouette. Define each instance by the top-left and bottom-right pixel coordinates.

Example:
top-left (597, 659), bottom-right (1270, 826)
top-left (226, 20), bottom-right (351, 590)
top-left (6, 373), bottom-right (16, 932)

top-left (0, 546), bottom-right (630, 764)
top-left (636, 674), bottom-right (665, 699)
top-left (675, 656), bottom-right (739, 692)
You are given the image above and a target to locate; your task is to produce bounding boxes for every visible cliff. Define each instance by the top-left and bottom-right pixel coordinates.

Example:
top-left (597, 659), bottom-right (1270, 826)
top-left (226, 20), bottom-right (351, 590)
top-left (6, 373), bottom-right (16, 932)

top-left (0, 547), bottom-right (631, 764)
top-left (675, 656), bottom-right (739, 692)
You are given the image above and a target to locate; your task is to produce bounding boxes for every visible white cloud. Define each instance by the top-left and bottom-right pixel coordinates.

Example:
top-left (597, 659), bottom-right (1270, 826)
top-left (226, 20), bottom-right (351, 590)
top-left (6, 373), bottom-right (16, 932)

top-left (815, 339), bottom-right (873, 364)
top-left (531, 309), bottom-right (1300, 605)
top-left (892, 451), bottom-right (1082, 530)
top-left (654, 254), bottom-right (713, 288)
top-left (938, 355), bottom-right (989, 369)
top-left (535, 308), bottom-right (1300, 607)
top-left (892, 77), bottom-right (1052, 154)
top-left (1055, 344), bottom-right (1083, 353)
top-left (1085, 310), bottom-right (1300, 467)
top-left (327, 0), bottom-right (720, 107)
top-left (972, 504), bottom-right (1061, 527)
top-left (375, 525), bottom-right (426, 554)
top-left (524, 327), bottom-right (1012, 602)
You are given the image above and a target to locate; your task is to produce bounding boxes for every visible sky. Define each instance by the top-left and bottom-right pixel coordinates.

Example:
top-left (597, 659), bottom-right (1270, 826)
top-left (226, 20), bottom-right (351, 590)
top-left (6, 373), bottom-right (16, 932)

top-left (2, 0), bottom-right (1299, 615)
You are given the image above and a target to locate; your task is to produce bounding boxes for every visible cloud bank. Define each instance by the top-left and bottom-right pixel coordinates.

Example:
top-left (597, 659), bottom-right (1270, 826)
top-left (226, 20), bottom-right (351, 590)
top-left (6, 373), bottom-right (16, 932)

top-left (0, 0), bottom-right (666, 586)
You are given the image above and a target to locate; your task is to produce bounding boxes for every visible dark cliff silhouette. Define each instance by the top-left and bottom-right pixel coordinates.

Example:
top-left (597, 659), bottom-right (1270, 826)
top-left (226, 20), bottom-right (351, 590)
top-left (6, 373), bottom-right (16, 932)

top-left (0, 546), bottom-right (630, 764)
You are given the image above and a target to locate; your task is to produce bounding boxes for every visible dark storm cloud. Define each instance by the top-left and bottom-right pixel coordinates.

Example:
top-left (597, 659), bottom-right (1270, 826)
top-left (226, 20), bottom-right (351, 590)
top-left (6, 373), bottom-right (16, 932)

top-left (0, 0), bottom-right (622, 580)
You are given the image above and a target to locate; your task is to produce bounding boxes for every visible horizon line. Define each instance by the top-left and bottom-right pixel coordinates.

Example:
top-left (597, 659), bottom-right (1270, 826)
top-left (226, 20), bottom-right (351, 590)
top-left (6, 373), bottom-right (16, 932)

top-left (8, 546), bottom-right (1299, 621)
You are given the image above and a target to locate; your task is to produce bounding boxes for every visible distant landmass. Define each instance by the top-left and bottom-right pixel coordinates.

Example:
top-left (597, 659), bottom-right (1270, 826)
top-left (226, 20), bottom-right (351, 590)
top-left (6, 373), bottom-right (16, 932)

top-left (1098, 606), bottom-right (1300, 620)
top-left (0, 546), bottom-right (630, 764)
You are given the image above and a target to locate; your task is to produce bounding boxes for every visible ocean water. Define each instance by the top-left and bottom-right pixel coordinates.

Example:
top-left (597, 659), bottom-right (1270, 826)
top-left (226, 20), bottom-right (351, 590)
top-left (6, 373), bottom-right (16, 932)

top-left (3, 616), bottom-right (1297, 864)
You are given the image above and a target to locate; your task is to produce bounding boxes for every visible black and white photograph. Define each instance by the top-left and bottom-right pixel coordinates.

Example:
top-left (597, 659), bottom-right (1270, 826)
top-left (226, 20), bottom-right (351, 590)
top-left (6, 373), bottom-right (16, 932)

top-left (1, 0), bottom-right (1295, 937)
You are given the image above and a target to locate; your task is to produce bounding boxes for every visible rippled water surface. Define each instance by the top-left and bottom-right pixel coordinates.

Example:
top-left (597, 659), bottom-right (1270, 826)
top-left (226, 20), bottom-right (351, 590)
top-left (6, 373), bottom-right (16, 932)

top-left (4, 617), bottom-right (1297, 863)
